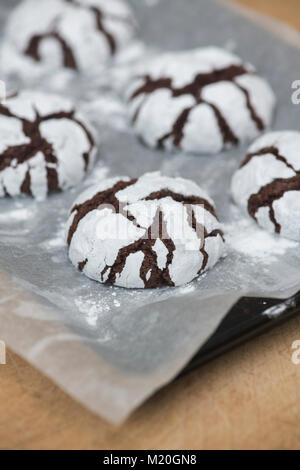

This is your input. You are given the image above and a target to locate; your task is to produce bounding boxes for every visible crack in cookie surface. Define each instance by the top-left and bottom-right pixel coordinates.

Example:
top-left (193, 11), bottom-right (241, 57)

top-left (129, 64), bottom-right (265, 150)
top-left (68, 177), bottom-right (224, 288)
top-left (241, 146), bottom-right (297, 171)
top-left (239, 144), bottom-right (300, 234)
top-left (102, 209), bottom-right (176, 288)
top-left (145, 189), bottom-right (218, 219)
top-left (68, 178), bottom-right (137, 245)
top-left (25, 31), bottom-right (77, 69)
top-left (66, 0), bottom-right (117, 55)
top-left (0, 95), bottom-right (94, 196)
top-left (187, 207), bottom-right (224, 274)
top-left (248, 174), bottom-right (300, 234)
top-left (24, 0), bottom-right (131, 69)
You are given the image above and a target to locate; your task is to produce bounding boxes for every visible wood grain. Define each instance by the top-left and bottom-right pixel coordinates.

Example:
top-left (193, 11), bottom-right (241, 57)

top-left (1, 316), bottom-right (300, 450)
top-left (230, 0), bottom-right (300, 31)
top-left (1, 0), bottom-right (300, 450)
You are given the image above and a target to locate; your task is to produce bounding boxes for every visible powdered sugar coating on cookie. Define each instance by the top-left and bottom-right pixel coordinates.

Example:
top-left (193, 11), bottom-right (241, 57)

top-left (66, 172), bottom-right (225, 288)
top-left (127, 47), bottom-right (276, 155)
top-left (0, 90), bottom-right (96, 200)
top-left (1, 0), bottom-right (136, 77)
top-left (231, 131), bottom-right (300, 241)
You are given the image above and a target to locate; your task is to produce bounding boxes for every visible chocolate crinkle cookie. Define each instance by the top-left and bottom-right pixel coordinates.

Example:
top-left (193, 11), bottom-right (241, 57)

top-left (66, 172), bottom-right (225, 289)
top-left (126, 47), bottom-right (276, 155)
top-left (231, 131), bottom-right (300, 241)
top-left (0, 90), bottom-right (96, 200)
top-left (1, 0), bottom-right (136, 76)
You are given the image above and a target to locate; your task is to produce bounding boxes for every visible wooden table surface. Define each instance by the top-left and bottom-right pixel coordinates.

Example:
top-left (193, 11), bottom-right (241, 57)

top-left (1, 0), bottom-right (300, 450)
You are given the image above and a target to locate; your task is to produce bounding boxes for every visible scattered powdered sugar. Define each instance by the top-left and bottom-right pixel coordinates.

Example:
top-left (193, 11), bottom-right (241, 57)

top-left (75, 297), bottom-right (112, 328)
top-left (224, 212), bottom-right (299, 264)
top-left (41, 222), bottom-right (66, 250)
top-left (0, 206), bottom-right (36, 222)
top-left (175, 283), bottom-right (196, 296)
top-left (82, 94), bottom-right (129, 133)
top-left (83, 164), bottom-right (110, 187)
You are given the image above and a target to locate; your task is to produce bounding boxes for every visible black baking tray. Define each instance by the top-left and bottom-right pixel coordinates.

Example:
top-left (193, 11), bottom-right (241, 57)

top-left (183, 291), bottom-right (300, 375)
